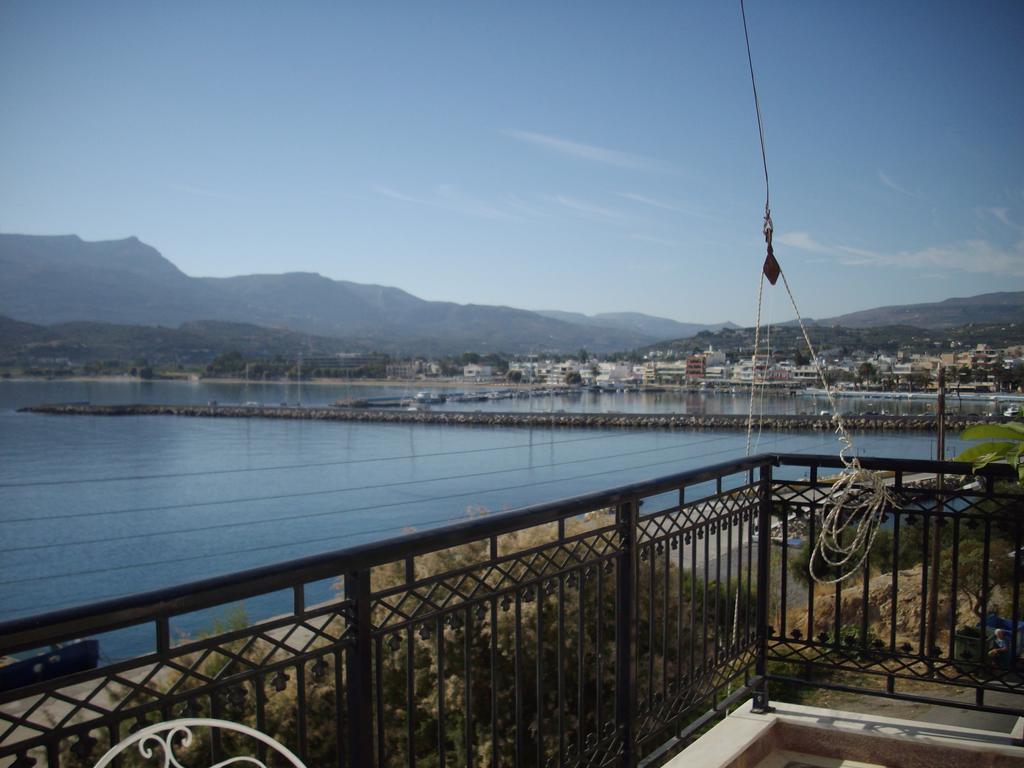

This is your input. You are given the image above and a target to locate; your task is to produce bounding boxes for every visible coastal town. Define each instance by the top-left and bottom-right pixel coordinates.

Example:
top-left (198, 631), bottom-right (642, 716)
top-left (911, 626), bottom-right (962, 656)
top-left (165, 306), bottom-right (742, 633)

top-left (215, 339), bottom-right (1024, 396)
top-left (12, 339), bottom-right (1024, 401)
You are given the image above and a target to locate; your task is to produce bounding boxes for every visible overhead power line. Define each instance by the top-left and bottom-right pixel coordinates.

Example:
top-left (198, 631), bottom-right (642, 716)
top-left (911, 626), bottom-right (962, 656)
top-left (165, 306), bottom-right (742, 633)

top-left (0, 433), bottom-right (823, 587)
top-left (0, 428), bottom-right (648, 490)
top-left (1, 432), bottom-right (740, 525)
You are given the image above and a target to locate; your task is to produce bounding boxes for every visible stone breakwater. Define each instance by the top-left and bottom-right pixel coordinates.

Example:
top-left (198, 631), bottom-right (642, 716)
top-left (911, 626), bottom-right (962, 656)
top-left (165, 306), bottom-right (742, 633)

top-left (19, 403), bottom-right (998, 432)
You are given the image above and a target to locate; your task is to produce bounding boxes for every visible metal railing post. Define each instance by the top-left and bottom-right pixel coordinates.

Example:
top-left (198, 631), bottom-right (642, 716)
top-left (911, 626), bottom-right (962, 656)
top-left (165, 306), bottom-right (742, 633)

top-left (752, 463), bottom-right (773, 714)
top-left (615, 499), bottom-right (640, 767)
top-left (345, 568), bottom-right (374, 766)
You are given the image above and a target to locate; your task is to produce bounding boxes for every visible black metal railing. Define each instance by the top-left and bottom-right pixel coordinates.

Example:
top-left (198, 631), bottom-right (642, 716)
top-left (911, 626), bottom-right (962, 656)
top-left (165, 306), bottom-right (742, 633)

top-left (766, 454), bottom-right (1023, 718)
top-left (0, 454), bottom-right (1019, 768)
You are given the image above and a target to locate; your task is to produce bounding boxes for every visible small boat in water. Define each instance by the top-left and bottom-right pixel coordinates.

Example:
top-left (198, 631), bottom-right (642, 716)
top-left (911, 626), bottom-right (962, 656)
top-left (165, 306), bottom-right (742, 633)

top-left (0, 639), bottom-right (100, 691)
top-left (1004, 405), bottom-right (1021, 418)
top-left (414, 392), bottom-right (446, 404)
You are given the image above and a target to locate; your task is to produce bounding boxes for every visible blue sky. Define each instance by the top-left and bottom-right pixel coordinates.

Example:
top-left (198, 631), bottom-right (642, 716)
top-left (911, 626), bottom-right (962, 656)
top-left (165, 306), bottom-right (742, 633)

top-left (1, 1), bottom-right (1022, 326)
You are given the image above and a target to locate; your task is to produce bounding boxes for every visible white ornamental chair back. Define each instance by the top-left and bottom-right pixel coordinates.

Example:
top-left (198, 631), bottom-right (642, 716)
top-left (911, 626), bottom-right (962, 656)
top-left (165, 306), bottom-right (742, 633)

top-left (92, 718), bottom-right (310, 768)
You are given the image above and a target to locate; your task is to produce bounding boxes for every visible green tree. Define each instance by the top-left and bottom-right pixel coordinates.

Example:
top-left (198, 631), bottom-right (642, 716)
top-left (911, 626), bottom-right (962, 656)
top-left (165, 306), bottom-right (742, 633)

top-left (788, 529), bottom-right (893, 589)
top-left (941, 538), bottom-right (1016, 620)
top-left (856, 362), bottom-right (876, 384)
top-left (955, 422), bottom-right (1024, 483)
top-left (208, 351), bottom-right (246, 376)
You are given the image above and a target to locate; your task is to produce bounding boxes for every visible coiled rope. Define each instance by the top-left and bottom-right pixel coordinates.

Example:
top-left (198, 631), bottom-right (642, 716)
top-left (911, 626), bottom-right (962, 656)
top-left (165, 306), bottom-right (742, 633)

top-left (740, 0), bottom-right (893, 585)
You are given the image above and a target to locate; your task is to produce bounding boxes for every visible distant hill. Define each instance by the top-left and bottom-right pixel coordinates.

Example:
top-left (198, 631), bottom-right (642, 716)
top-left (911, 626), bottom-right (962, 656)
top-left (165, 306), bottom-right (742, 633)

top-left (816, 292), bottom-right (1024, 329)
top-left (537, 310), bottom-right (736, 340)
top-left (6, 234), bottom-right (1017, 356)
top-left (0, 234), bottom-right (673, 354)
top-left (647, 321), bottom-right (1023, 358)
top-left (0, 316), bottom-right (375, 365)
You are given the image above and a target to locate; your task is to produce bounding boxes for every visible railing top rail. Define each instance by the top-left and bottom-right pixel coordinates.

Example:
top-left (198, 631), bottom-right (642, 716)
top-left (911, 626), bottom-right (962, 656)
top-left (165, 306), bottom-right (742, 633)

top-left (0, 453), bottom-right (773, 655)
top-left (2, 452), bottom-right (1014, 654)
top-left (774, 452), bottom-right (1018, 478)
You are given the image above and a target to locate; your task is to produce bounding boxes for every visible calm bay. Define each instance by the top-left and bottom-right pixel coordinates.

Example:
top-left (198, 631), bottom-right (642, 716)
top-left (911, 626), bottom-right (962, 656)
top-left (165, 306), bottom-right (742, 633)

top-left (0, 379), bottom-right (969, 657)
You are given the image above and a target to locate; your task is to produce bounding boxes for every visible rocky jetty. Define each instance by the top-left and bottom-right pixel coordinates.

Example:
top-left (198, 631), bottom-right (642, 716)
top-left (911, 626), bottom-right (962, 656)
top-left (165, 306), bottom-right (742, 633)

top-left (18, 403), bottom-right (999, 433)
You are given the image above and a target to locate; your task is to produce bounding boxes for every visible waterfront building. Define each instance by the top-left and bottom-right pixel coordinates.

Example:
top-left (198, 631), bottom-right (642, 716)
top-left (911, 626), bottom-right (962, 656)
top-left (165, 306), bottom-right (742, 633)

top-left (703, 364), bottom-right (730, 382)
top-left (462, 363), bottom-right (493, 380)
top-left (386, 360), bottom-right (422, 379)
top-left (540, 360), bottom-right (580, 385)
top-left (685, 354), bottom-right (706, 381)
top-left (508, 360), bottom-right (540, 382)
top-left (644, 360), bottom-right (687, 385)
top-left (596, 361), bottom-right (635, 386)
top-left (703, 345), bottom-right (726, 367)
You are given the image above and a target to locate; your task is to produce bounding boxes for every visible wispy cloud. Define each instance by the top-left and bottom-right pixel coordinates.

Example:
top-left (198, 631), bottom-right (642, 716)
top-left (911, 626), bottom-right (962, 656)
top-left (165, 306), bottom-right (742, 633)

top-left (435, 184), bottom-right (520, 220)
top-left (774, 231), bottom-right (833, 254)
top-left (877, 170), bottom-right (923, 200)
top-left (617, 192), bottom-right (723, 222)
top-left (627, 233), bottom-right (679, 248)
top-left (169, 183), bottom-right (242, 203)
top-left (502, 129), bottom-right (663, 171)
top-left (553, 195), bottom-right (630, 223)
top-left (373, 184), bottom-right (518, 221)
top-left (977, 206), bottom-right (1021, 231)
top-left (373, 185), bottom-right (424, 206)
top-left (778, 229), bottom-right (1024, 277)
top-left (503, 194), bottom-right (549, 219)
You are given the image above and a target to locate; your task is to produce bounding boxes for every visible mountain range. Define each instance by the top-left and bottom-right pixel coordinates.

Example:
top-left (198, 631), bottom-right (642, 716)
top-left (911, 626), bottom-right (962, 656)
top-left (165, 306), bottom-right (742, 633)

top-left (816, 293), bottom-right (1024, 328)
top-left (1, 234), bottom-right (1021, 359)
top-left (536, 310), bottom-right (737, 340)
top-left (0, 234), bottom-right (730, 354)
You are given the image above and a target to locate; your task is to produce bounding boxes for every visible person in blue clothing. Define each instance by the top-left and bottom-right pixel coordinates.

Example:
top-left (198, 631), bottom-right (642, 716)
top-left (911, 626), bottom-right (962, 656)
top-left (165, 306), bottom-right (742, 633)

top-left (989, 628), bottom-right (1011, 667)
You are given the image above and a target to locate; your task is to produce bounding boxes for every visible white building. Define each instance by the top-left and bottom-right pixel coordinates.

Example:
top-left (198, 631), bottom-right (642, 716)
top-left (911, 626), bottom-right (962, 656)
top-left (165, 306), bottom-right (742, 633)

top-left (596, 362), bottom-right (635, 385)
top-left (463, 364), bottom-right (493, 380)
top-left (544, 360), bottom-right (580, 385)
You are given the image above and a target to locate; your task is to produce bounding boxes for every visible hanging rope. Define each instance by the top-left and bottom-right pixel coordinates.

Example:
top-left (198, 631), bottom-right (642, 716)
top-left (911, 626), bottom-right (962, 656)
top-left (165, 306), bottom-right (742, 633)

top-left (745, 273), bottom-right (765, 457)
top-left (778, 272), bottom-right (896, 583)
top-left (739, 0), bottom-right (893, 584)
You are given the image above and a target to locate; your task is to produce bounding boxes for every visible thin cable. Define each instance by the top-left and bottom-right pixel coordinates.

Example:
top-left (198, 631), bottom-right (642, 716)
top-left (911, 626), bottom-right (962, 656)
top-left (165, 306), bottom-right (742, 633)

top-left (740, 0), bottom-right (890, 585)
top-left (0, 428), bottom-right (643, 490)
top-left (1, 441), bottom-right (744, 557)
top-left (0, 432), bottom-right (824, 585)
top-left (6, 434), bottom-right (823, 616)
top-left (1, 432), bottom-right (738, 529)
top-left (1, 512), bottom-right (470, 615)
top-left (745, 273), bottom-right (765, 456)
top-left (741, 0), bottom-right (770, 214)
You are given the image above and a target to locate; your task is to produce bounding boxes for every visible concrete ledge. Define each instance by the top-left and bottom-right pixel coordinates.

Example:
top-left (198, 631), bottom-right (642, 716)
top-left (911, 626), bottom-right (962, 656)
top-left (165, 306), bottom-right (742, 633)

top-left (753, 751), bottom-right (885, 768)
top-left (660, 704), bottom-right (777, 768)
top-left (665, 699), bottom-right (1024, 768)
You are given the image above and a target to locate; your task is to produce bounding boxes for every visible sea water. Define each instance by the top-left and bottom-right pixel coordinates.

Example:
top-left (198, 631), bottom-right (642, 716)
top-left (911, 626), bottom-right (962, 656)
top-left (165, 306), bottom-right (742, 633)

top-left (0, 380), bottom-right (966, 657)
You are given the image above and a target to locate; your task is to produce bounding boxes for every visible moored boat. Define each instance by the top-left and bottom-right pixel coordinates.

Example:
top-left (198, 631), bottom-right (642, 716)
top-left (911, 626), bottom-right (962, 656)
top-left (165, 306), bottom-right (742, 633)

top-left (414, 391), bottom-right (446, 404)
top-left (0, 639), bottom-right (100, 691)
